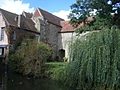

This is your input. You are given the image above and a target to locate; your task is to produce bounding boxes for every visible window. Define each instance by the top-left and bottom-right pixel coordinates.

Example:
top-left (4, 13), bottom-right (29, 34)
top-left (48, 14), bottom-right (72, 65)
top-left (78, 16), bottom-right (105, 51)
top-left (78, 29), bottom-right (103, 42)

top-left (0, 27), bottom-right (4, 41)
top-left (12, 30), bottom-right (16, 40)
top-left (0, 48), bottom-right (4, 56)
top-left (0, 48), bottom-right (2, 55)
top-left (35, 35), bottom-right (40, 42)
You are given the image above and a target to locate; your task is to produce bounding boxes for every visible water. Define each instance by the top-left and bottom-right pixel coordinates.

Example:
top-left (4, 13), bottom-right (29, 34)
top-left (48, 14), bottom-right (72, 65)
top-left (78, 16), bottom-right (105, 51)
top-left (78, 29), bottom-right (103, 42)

top-left (0, 62), bottom-right (75, 90)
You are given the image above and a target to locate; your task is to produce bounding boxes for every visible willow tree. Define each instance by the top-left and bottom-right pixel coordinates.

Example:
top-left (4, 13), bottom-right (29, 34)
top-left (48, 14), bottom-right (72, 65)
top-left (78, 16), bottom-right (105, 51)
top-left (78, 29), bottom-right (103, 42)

top-left (65, 27), bottom-right (120, 89)
top-left (62, 0), bottom-right (120, 89)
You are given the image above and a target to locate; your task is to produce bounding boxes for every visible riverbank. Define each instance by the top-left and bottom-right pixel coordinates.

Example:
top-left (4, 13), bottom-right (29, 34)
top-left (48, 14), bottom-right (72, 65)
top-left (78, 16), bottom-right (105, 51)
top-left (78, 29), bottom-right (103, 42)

top-left (45, 62), bottom-right (67, 79)
top-left (0, 61), bottom-right (75, 90)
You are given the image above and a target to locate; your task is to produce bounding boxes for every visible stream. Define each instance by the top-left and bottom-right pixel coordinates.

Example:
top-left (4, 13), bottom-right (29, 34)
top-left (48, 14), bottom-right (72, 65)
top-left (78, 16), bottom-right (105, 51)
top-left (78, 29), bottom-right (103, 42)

top-left (0, 61), bottom-right (75, 90)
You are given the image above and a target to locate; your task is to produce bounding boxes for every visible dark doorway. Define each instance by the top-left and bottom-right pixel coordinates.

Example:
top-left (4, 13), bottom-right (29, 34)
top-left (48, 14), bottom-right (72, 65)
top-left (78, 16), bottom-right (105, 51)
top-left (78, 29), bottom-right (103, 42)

top-left (59, 49), bottom-right (65, 62)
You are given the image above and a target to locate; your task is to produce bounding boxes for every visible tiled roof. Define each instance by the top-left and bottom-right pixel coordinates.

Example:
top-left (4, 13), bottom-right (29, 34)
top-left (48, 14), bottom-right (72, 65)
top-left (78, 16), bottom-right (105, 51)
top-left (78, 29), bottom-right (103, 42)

top-left (85, 17), bottom-right (95, 24)
top-left (22, 11), bottom-right (33, 18)
top-left (60, 21), bottom-right (84, 33)
top-left (0, 8), bottom-right (18, 27)
top-left (0, 8), bottom-right (37, 32)
top-left (37, 8), bottom-right (64, 27)
top-left (23, 16), bottom-right (37, 31)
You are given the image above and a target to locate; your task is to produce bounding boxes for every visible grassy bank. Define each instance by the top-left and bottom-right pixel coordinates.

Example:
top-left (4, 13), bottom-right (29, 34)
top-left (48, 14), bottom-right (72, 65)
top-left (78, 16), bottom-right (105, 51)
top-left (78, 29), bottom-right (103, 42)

top-left (45, 62), bottom-right (68, 81)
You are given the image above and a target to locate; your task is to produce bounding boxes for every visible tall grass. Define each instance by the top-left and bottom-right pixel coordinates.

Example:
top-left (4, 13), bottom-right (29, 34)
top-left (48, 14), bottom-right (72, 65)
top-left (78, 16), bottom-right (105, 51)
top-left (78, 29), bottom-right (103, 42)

top-left (65, 27), bottom-right (120, 89)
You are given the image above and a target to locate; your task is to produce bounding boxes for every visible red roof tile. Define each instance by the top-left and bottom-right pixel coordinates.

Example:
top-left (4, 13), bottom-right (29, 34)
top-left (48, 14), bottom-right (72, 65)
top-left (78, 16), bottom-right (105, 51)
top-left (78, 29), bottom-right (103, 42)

top-left (85, 17), bottom-right (95, 24)
top-left (32, 9), bottom-right (40, 17)
top-left (60, 21), bottom-right (84, 33)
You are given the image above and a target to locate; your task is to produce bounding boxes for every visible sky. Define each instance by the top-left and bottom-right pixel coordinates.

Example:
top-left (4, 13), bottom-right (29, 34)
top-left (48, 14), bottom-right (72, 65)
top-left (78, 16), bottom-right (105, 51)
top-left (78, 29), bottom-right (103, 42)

top-left (0, 0), bottom-right (76, 20)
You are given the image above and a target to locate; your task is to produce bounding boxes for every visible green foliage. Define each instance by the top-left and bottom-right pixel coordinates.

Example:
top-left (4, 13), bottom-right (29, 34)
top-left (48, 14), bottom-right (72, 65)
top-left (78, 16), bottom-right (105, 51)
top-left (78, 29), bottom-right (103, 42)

top-left (63, 57), bottom-right (68, 62)
top-left (45, 62), bottom-right (67, 82)
top-left (8, 39), bottom-right (51, 77)
top-left (65, 27), bottom-right (120, 89)
top-left (69, 0), bottom-right (120, 33)
top-left (75, 24), bottom-right (93, 34)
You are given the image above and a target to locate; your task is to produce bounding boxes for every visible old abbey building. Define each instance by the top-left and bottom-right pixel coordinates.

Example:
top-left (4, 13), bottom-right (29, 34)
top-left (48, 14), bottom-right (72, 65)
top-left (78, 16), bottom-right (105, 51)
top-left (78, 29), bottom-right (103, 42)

top-left (0, 8), bottom-right (85, 61)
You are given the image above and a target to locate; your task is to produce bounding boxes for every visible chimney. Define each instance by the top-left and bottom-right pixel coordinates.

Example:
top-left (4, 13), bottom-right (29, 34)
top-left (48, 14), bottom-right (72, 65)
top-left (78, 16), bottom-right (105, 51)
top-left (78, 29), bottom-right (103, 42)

top-left (18, 15), bottom-right (24, 27)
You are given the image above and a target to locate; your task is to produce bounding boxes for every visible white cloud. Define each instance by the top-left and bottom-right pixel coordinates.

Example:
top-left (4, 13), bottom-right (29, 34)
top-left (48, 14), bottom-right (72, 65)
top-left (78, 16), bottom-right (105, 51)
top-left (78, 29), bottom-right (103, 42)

top-left (52, 10), bottom-right (70, 20)
top-left (0, 0), bottom-right (34, 14)
top-left (0, 0), bottom-right (70, 20)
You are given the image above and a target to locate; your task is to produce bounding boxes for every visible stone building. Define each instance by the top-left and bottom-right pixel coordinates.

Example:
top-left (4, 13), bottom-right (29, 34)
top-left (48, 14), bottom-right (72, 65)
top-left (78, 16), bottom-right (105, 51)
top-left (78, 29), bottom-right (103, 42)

top-left (0, 8), bottom-right (39, 59)
top-left (31, 8), bottom-right (85, 61)
top-left (0, 8), bottom-right (87, 61)
top-left (32, 8), bottom-right (64, 61)
top-left (58, 21), bottom-right (85, 61)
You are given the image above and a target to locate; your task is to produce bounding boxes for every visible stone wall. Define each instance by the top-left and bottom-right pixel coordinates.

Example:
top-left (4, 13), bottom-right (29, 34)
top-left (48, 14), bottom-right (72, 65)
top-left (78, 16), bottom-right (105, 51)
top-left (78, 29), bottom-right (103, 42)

top-left (58, 32), bottom-right (76, 61)
top-left (58, 31), bottom-right (90, 61)
top-left (33, 16), bottom-right (62, 61)
top-left (46, 23), bottom-right (61, 61)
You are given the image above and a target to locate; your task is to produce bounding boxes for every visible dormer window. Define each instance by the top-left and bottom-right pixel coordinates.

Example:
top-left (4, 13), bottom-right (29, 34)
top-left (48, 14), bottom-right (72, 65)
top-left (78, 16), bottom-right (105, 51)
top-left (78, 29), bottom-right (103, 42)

top-left (14, 16), bottom-right (18, 21)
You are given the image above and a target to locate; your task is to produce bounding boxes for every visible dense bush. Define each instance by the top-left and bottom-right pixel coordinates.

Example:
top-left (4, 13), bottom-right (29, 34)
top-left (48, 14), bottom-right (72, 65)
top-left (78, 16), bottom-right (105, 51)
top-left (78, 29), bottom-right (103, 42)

top-left (64, 27), bottom-right (120, 89)
top-left (8, 39), bottom-right (51, 77)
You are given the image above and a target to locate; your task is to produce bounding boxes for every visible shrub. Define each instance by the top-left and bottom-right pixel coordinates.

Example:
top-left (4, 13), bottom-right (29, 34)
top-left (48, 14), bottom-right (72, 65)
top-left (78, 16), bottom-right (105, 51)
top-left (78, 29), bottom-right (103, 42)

top-left (45, 62), bottom-right (67, 81)
top-left (8, 39), bottom-right (51, 77)
top-left (65, 27), bottom-right (120, 89)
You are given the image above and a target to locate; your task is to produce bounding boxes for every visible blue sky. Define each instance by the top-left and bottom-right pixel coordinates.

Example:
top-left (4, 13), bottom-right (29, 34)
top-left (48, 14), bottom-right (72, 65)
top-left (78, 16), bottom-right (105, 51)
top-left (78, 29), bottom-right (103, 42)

top-left (0, 0), bottom-right (76, 20)
top-left (0, 0), bottom-right (120, 20)
top-left (22, 0), bottom-right (76, 13)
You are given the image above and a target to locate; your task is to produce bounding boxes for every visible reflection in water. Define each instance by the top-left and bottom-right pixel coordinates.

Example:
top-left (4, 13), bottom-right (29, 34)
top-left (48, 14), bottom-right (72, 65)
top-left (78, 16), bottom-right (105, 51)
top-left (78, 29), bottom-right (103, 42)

top-left (2, 71), bottom-right (7, 90)
top-left (0, 60), bottom-right (75, 90)
top-left (7, 72), bottom-right (74, 90)
top-left (0, 59), bottom-right (7, 90)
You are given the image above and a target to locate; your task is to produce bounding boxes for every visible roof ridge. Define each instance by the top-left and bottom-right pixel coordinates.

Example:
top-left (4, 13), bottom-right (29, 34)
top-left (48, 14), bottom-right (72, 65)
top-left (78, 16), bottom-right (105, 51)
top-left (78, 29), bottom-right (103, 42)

top-left (38, 8), bottom-right (64, 21)
top-left (0, 8), bottom-right (38, 32)
top-left (0, 8), bottom-right (18, 16)
top-left (22, 11), bottom-right (33, 18)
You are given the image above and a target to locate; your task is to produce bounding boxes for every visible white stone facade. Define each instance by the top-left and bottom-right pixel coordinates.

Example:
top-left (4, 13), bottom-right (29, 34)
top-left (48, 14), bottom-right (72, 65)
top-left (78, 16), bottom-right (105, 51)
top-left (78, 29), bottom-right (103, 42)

top-left (58, 31), bottom-right (90, 61)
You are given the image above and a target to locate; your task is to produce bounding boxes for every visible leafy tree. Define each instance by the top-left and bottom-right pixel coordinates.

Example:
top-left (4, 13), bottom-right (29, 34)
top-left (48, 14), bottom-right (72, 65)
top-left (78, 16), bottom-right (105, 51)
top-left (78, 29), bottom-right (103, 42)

top-left (68, 0), bottom-right (120, 33)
